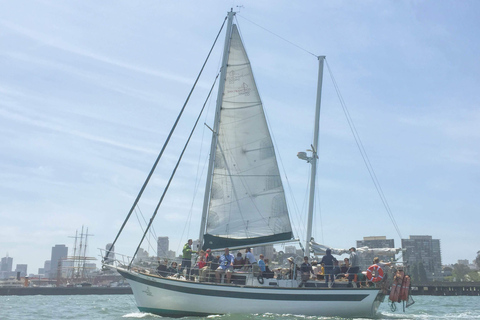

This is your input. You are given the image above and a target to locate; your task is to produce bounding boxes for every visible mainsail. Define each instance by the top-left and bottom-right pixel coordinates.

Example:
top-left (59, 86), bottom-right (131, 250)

top-left (203, 25), bottom-right (293, 249)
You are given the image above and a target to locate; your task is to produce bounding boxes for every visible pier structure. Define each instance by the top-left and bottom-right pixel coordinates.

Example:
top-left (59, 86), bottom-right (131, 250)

top-left (411, 282), bottom-right (480, 296)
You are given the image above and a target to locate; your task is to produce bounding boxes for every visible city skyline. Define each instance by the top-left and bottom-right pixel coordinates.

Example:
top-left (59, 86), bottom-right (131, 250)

top-left (1, 233), bottom-right (476, 277)
top-left (1, 1), bottom-right (479, 272)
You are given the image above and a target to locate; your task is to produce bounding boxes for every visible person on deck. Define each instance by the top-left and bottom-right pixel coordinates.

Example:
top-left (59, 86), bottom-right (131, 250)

top-left (263, 258), bottom-right (274, 279)
top-left (373, 257), bottom-right (392, 270)
top-left (245, 247), bottom-right (261, 275)
top-left (332, 259), bottom-right (341, 279)
top-left (181, 239), bottom-right (197, 279)
top-left (215, 248), bottom-right (234, 283)
top-left (156, 259), bottom-right (168, 277)
top-left (299, 256), bottom-right (314, 287)
top-left (287, 257), bottom-right (298, 280)
top-left (167, 261), bottom-right (179, 276)
top-left (233, 252), bottom-right (245, 270)
top-left (319, 248), bottom-right (337, 285)
top-left (257, 254), bottom-right (266, 274)
top-left (245, 248), bottom-right (257, 267)
top-left (346, 247), bottom-right (360, 287)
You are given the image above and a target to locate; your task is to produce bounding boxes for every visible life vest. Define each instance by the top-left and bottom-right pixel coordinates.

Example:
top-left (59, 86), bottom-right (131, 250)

top-left (366, 264), bottom-right (384, 282)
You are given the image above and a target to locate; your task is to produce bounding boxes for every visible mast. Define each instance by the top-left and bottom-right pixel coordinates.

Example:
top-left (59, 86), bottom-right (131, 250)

top-left (198, 10), bottom-right (236, 248)
top-left (305, 56), bottom-right (325, 257)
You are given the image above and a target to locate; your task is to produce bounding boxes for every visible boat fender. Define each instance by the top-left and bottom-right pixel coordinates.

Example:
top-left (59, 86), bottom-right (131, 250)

top-left (400, 275), bottom-right (410, 301)
top-left (366, 264), bottom-right (384, 282)
top-left (389, 270), bottom-right (404, 302)
top-left (257, 275), bottom-right (264, 284)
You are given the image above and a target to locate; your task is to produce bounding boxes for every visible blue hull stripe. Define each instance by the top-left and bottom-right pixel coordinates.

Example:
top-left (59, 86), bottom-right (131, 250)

top-left (119, 270), bottom-right (372, 302)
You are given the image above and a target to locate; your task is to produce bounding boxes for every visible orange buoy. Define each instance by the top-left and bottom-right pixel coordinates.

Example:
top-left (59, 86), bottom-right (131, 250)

top-left (366, 264), bottom-right (384, 283)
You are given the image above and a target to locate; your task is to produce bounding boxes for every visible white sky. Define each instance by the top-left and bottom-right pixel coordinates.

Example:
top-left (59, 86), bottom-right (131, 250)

top-left (1, 1), bottom-right (479, 273)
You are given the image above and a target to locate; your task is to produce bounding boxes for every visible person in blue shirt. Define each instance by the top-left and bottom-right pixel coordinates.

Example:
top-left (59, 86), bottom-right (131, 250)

top-left (258, 254), bottom-right (266, 273)
top-left (215, 248), bottom-right (234, 283)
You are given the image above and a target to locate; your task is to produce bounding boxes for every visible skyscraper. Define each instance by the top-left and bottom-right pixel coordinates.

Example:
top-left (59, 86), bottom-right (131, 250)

top-left (402, 235), bottom-right (442, 282)
top-left (44, 260), bottom-right (51, 275)
top-left (1, 255), bottom-right (13, 272)
top-left (50, 244), bottom-right (68, 279)
top-left (1, 254), bottom-right (14, 279)
top-left (157, 237), bottom-right (169, 258)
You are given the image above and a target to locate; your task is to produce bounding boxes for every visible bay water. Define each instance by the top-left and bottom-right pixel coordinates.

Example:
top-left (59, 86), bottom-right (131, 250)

top-left (1, 295), bottom-right (479, 319)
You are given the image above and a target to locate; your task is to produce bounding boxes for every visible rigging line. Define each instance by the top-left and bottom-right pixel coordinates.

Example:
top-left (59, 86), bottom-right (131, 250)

top-left (133, 208), bottom-right (156, 255)
top-left (104, 16), bottom-right (228, 261)
top-left (324, 59), bottom-right (403, 239)
top-left (136, 205), bottom-right (158, 254)
top-left (137, 205), bottom-right (158, 240)
top-left (327, 60), bottom-right (403, 239)
top-left (237, 14), bottom-right (318, 58)
top-left (129, 74), bottom-right (220, 267)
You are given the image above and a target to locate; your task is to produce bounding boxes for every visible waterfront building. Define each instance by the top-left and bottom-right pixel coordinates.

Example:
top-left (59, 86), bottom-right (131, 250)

top-left (157, 237), bottom-right (169, 258)
top-left (50, 245), bottom-right (68, 279)
top-left (43, 260), bottom-right (51, 275)
top-left (402, 235), bottom-right (442, 282)
top-left (15, 264), bottom-right (28, 277)
top-left (356, 236), bottom-right (395, 270)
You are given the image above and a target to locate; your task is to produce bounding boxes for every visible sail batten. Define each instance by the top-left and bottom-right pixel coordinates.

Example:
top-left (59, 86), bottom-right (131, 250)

top-left (203, 24), bottom-right (293, 250)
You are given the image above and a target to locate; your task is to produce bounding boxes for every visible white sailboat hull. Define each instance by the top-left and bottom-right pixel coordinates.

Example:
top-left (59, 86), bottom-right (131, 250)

top-left (118, 268), bottom-right (384, 318)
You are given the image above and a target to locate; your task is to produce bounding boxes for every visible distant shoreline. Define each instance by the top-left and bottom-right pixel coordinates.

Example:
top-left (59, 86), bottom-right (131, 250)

top-left (0, 286), bottom-right (132, 296)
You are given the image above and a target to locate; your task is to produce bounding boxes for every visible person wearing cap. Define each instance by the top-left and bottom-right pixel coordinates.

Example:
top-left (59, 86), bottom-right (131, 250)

top-left (287, 257), bottom-right (298, 280)
top-left (346, 247), bottom-right (359, 287)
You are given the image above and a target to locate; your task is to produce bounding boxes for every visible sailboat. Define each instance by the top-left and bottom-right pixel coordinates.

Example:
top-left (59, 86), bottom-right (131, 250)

top-left (104, 10), bottom-right (386, 318)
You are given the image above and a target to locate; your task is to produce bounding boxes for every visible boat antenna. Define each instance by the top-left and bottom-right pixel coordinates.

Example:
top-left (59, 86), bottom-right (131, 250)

top-left (237, 14), bottom-right (317, 58)
top-left (104, 15), bottom-right (228, 262)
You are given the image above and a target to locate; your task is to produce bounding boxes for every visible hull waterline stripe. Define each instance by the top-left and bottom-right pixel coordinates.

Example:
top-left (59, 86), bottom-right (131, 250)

top-left (120, 270), bottom-right (371, 302)
top-left (138, 307), bottom-right (213, 317)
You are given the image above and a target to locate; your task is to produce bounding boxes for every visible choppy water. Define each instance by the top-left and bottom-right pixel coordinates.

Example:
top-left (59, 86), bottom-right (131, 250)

top-left (0, 295), bottom-right (479, 319)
